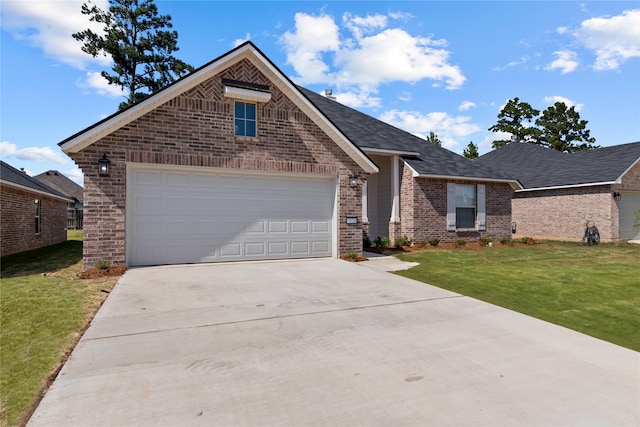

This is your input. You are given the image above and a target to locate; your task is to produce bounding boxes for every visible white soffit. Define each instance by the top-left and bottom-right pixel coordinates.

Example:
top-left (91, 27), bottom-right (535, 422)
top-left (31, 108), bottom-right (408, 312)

top-left (224, 86), bottom-right (271, 103)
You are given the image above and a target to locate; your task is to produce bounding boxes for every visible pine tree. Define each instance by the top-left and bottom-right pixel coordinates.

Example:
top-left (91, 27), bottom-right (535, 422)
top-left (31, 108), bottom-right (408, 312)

top-left (73, 0), bottom-right (194, 110)
top-left (463, 141), bottom-right (479, 159)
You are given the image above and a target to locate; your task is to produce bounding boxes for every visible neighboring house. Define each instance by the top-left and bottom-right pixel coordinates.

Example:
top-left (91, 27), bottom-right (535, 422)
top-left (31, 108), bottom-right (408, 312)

top-left (35, 170), bottom-right (84, 230)
top-left (58, 42), bottom-right (519, 268)
top-left (475, 142), bottom-right (640, 242)
top-left (1, 161), bottom-right (72, 257)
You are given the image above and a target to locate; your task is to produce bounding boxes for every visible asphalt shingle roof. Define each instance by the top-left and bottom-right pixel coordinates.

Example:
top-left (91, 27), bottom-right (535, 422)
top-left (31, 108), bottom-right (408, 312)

top-left (35, 170), bottom-right (83, 203)
top-left (474, 142), bottom-right (640, 189)
top-left (299, 87), bottom-right (515, 182)
top-left (0, 161), bottom-right (69, 199)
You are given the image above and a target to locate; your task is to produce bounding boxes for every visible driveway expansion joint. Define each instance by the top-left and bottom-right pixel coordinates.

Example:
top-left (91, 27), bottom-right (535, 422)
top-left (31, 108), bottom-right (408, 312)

top-left (87, 295), bottom-right (465, 341)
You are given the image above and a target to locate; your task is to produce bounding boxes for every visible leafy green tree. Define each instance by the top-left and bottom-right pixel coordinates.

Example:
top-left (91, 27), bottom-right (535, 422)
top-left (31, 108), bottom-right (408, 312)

top-left (535, 102), bottom-right (598, 152)
top-left (425, 132), bottom-right (442, 146)
top-left (73, 0), bottom-right (194, 110)
top-left (463, 141), bottom-right (479, 159)
top-left (488, 97), bottom-right (541, 148)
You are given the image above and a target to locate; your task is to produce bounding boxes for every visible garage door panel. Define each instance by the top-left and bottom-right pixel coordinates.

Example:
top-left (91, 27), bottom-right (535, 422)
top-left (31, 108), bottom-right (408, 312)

top-left (290, 241), bottom-right (310, 255)
top-left (128, 168), bottom-right (334, 266)
top-left (312, 241), bottom-right (330, 253)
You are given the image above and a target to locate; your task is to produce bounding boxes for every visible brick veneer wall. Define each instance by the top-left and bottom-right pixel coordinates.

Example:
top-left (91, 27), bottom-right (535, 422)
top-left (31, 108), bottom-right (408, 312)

top-left (512, 185), bottom-right (616, 241)
top-left (70, 59), bottom-right (365, 268)
top-left (400, 172), bottom-right (514, 244)
top-left (1, 185), bottom-right (68, 256)
top-left (620, 161), bottom-right (640, 190)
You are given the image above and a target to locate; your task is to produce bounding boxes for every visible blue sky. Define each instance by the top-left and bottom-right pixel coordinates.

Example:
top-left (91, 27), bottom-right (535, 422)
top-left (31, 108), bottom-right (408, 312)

top-left (2, 1), bottom-right (639, 185)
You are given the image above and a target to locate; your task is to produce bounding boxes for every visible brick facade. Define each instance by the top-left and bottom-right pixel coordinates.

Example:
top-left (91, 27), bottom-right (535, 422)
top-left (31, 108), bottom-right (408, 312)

top-left (400, 171), bottom-right (514, 244)
top-left (0, 185), bottom-right (68, 256)
top-left (512, 185), bottom-right (617, 241)
top-left (70, 59), bottom-right (365, 268)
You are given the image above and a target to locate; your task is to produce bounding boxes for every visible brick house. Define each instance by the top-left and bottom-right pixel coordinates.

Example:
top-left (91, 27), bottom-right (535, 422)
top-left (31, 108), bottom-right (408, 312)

top-left (1, 161), bottom-right (72, 257)
top-left (59, 42), bottom-right (520, 268)
top-left (475, 142), bottom-right (640, 242)
top-left (35, 170), bottom-right (84, 229)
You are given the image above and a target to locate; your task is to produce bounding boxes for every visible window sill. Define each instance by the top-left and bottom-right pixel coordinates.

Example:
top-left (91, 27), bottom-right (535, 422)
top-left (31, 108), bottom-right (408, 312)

top-left (235, 136), bottom-right (259, 142)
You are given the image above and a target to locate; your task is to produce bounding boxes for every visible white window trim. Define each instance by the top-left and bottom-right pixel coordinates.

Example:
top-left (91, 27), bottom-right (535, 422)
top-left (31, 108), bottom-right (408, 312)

top-left (446, 183), bottom-right (486, 231)
top-left (234, 101), bottom-right (257, 138)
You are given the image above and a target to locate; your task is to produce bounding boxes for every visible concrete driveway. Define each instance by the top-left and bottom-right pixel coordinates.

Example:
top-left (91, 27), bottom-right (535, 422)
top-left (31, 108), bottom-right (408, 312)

top-left (29, 257), bottom-right (639, 426)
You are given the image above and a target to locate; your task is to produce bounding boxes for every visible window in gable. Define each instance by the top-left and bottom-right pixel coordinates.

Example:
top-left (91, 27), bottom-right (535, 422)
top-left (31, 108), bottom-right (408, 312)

top-left (234, 101), bottom-right (257, 138)
top-left (35, 199), bottom-right (41, 234)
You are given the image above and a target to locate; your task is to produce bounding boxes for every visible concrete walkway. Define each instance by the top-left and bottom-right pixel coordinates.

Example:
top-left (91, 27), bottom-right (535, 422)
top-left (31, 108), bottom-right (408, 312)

top-left (29, 258), bottom-right (639, 426)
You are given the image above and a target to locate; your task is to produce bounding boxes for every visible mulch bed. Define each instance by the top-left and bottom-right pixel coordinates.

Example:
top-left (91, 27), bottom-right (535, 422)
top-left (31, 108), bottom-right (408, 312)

top-left (79, 265), bottom-right (127, 279)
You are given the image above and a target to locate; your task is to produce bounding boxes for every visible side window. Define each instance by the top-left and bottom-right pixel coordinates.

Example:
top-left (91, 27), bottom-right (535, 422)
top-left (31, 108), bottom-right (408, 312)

top-left (234, 101), bottom-right (257, 137)
top-left (447, 183), bottom-right (486, 231)
top-left (35, 199), bottom-right (41, 234)
top-left (455, 184), bottom-right (476, 229)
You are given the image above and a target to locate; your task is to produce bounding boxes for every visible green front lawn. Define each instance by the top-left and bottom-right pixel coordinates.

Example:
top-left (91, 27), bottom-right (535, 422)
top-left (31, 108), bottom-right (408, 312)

top-left (397, 241), bottom-right (640, 351)
top-left (1, 232), bottom-right (117, 427)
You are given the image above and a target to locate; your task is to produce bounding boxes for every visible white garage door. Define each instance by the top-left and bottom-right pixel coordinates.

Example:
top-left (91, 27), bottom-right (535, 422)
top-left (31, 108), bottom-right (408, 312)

top-left (619, 191), bottom-right (640, 241)
top-left (127, 166), bottom-right (335, 266)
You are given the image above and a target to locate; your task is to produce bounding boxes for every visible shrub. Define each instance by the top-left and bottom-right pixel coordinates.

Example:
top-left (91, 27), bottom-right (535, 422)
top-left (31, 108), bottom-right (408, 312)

top-left (363, 236), bottom-right (372, 248)
top-left (394, 235), bottom-right (412, 248)
top-left (346, 251), bottom-right (359, 261)
top-left (500, 236), bottom-right (513, 246)
top-left (454, 239), bottom-right (467, 248)
top-left (94, 260), bottom-right (111, 270)
top-left (428, 238), bottom-right (440, 247)
top-left (520, 237), bottom-right (535, 245)
top-left (479, 237), bottom-right (493, 247)
top-left (374, 236), bottom-right (391, 249)
top-left (415, 240), bottom-right (427, 248)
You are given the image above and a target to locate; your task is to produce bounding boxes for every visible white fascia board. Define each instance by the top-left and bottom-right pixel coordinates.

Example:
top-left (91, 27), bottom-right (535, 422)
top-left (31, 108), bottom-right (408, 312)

top-left (362, 147), bottom-right (420, 157)
top-left (0, 180), bottom-right (73, 202)
top-left (61, 45), bottom-right (254, 154)
top-left (224, 86), bottom-right (272, 103)
top-left (516, 181), bottom-right (617, 192)
top-left (411, 171), bottom-right (523, 190)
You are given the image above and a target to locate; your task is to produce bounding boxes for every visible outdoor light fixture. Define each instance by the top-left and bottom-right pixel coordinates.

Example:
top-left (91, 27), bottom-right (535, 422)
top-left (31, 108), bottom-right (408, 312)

top-left (98, 153), bottom-right (110, 177)
top-left (349, 174), bottom-right (358, 188)
top-left (612, 191), bottom-right (622, 201)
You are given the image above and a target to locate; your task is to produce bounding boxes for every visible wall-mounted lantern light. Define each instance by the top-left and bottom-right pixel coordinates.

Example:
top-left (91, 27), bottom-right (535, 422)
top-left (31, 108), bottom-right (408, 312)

top-left (349, 174), bottom-right (358, 188)
top-left (612, 191), bottom-right (621, 202)
top-left (98, 153), bottom-right (110, 177)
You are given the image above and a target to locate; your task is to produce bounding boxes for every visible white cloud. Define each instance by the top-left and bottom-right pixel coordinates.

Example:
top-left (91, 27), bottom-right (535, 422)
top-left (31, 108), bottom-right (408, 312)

top-left (458, 101), bottom-right (476, 111)
top-left (78, 71), bottom-right (124, 98)
top-left (233, 33), bottom-right (252, 47)
top-left (280, 11), bottom-right (465, 108)
top-left (543, 96), bottom-right (584, 111)
top-left (544, 50), bottom-right (579, 74)
top-left (379, 110), bottom-right (480, 150)
top-left (556, 26), bottom-right (569, 35)
top-left (0, 141), bottom-right (69, 165)
top-left (493, 56), bottom-right (529, 71)
top-left (1, 0), bottom-right (110, 69)
top-left (281, 12), bottom-right (341, 84)
top-left (334, 90), bottom-right (382, 109)
top-left (65, 168), bottom-right (84, 186)
top-left (343, 13), bottom-right (388, 40)
top-left (398, 91), bottom-right (412, 102)
top-left (574, 9), bottom-right (640, 71)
